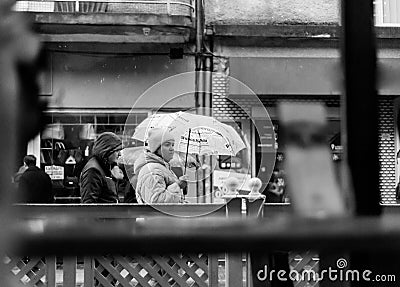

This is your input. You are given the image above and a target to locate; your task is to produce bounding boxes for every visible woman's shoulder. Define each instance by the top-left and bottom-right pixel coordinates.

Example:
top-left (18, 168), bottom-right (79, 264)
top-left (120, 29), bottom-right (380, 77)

top-left (139, 162), bottom-right (167, 176)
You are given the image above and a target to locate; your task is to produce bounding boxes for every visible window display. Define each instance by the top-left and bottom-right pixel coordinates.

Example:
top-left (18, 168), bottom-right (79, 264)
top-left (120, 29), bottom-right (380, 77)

top-left (40, 111), bottom-right (148, 200)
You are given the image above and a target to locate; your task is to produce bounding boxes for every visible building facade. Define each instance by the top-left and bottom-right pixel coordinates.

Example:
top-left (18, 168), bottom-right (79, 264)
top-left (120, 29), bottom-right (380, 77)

top-left (205, 0), bottom-right (400, 204)
top-left (15, 0), bottom-right (400, 203)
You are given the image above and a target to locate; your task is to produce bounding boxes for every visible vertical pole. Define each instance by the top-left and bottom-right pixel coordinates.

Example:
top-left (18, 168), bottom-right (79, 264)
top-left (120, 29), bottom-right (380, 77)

top-left (342, 0), bottom-right (381, 216)
top-left (207, 254), bottom-right (219, 287)
top-left (75, 0), bottom-right (79, 12)
top-left (195, 0), bottom-right (203, 54)
top-left (203, 55), bottom-right (213, 202)
top-left (195, 0), bottom-right (205, 202)
top-left (63, 256), bottom-right (77, 287)
top-left (45, 257), bottom-right (56, 287)
top-left (84, 257), bottom-right (94, 287)
top-left (340, 2), bottom-right (398, 287)
top-left (225, 198), bottom-right (243, 287)
top-left (245, 198), bottom-right (264, 287)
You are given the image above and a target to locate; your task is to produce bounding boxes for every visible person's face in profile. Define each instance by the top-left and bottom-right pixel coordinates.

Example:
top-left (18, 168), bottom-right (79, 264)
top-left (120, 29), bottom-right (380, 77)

top-left (108, 149), bottom-right (121, 164)
top-left (159, 140), bottom-right (175, 162)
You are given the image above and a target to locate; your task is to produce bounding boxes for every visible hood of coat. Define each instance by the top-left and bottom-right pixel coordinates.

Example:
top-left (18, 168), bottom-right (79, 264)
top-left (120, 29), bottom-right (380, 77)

top-left (133, 150), bottom-right (170, 175)
top-left (92, 132), bottom-right (122, 160)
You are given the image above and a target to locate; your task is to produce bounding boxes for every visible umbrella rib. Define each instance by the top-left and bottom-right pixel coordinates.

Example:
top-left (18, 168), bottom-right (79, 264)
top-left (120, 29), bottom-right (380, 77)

top-left (184, 128), bottom-right (191, 174)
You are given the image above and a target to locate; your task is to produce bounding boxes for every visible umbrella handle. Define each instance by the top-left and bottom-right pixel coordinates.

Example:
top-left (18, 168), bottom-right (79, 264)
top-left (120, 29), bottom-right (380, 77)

top-left (184, 128), bottom-right (191, 174)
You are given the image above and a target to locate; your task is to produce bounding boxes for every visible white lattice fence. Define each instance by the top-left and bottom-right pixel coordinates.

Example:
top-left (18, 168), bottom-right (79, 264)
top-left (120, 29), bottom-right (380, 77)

top-left (93, 254), bottom-right (211, 287)
top-left (4, 256), bottom-right (52, 287)
top-left (4, 254), bottom-right (217, 287)
top-left (289, 252), bottom-right (319, 287)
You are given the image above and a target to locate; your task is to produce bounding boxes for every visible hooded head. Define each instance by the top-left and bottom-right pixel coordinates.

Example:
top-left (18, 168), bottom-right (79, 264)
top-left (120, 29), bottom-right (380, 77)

top-left (147, 128), bottom-right (175, 153)
top-left (92, 132), bottom-right (122, 161)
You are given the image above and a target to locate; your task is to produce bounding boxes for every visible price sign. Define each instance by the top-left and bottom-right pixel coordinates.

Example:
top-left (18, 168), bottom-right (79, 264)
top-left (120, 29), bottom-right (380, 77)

top-left (45, 165), bottom-right (64, 180)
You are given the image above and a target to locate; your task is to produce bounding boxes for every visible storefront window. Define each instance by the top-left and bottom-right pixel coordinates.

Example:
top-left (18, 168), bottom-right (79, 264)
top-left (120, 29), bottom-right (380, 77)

top-left (40, 111), bottom-right (148, 200)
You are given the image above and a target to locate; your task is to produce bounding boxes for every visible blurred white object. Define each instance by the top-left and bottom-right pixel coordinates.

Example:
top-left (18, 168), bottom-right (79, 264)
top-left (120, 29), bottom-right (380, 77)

top-left (278, 103), bottom-right (347, 218)
top-left (41, 123), bottom-right (65, 140)
top-left (224, 177), bottom-right (240, 195)
top-left (248, 177), bottom-right (262, 196)
top-left (80, 123), bottom-right (96, 140)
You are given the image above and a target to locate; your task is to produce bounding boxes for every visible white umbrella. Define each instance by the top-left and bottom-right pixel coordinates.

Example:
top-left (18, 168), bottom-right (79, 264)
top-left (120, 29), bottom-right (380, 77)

top-left (132, 111), bottom-right (246, 170)
top-left (120, 146), bottom-right (199, 169)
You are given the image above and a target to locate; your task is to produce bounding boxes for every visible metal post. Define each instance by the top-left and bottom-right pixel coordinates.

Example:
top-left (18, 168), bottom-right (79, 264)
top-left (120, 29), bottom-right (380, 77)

top-left (341, 1), bottom-right (391, 286)
top-left (75, 0), bottom-right (79, 12)
top-left (225, 198), bottom-right (243, 287)
top-left (194, 0), bottom-right (205, 202)
top-left (341, 0), bottom-right (381, 215)
top-left (203, 55), bottom-right (213, 202)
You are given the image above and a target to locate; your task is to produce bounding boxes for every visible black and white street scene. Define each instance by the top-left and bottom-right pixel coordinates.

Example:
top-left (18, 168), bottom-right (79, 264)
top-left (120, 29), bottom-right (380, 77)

top-left (0, 0), bottom-right (399, 286)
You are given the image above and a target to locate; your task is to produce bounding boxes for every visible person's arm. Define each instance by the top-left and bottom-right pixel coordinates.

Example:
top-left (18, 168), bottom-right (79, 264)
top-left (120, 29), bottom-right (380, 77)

top-left (80, 168), bottom-right (103, 203)
top-left (140, 169), bottom-right (182, 203)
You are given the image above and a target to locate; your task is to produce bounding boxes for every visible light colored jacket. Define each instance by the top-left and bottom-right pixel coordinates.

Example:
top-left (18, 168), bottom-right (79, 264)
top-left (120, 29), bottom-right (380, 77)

top-left (134, 151), bottom-right (182, 203)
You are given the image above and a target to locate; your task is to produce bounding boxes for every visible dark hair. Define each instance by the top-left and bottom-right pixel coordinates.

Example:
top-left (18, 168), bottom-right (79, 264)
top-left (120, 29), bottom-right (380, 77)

top-left (154, 146), bottom-right (162, 158)
top-left (23, 155), bottom-right (36, 166)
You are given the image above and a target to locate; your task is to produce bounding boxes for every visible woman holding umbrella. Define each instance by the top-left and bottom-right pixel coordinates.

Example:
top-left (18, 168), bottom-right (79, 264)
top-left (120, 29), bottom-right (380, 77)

top-left (134, 128), bottom-right (188, 203)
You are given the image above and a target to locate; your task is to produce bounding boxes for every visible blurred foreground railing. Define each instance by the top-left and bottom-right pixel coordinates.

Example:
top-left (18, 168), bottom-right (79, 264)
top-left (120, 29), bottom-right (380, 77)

top-left (8, 203), bottom-right (226, 287)
top-left (5, 253), bottom-right (216, 287)
top-left (6, 202), bottom-right (400, 286)
top-left (13, 0), bottom-right (195, 16)
top-left (6, 200), bottom-right (297, 287)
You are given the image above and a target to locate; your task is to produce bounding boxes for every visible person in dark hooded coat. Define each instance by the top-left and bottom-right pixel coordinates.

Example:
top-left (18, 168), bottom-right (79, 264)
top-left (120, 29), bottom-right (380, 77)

top-left (80, 132), bottom-right (122, 203)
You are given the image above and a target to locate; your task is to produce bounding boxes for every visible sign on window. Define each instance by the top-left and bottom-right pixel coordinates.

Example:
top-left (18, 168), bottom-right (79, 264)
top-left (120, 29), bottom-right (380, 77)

top-left (45, 165), bottom-right (64, 180)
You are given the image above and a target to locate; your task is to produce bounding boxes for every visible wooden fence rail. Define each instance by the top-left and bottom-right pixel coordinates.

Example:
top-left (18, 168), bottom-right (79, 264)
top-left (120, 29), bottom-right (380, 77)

top-left (7, 202), bottom-right (398, 286)
top-left (5, 254), bottom-right (218, 287)
top-left (6, 202), bottom-right (239, 287)
top-left (12, 203), bottom-right (227, 219)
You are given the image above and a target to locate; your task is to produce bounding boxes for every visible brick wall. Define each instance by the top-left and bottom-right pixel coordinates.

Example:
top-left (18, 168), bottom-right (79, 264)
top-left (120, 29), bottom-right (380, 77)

top-left (379, 96), bottom-right (397, 203)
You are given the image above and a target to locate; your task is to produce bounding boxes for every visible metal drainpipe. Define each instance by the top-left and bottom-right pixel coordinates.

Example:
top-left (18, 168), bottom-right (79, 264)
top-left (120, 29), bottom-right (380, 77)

top-left (194, 0), bottom-right (204, 117)
top-left (194, 0), bottom-right (205, 201)
top-left (203, 55), bottom-right (213, 202)
top-left (194, 0), bottom-right (216, 202)
top-left (194, 0), bottom-right (204, 113)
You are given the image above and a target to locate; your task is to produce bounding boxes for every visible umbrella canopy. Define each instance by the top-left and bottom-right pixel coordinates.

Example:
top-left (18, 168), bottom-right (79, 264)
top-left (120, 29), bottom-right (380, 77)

top-left (120, 146), bottom-right (199, 169)
top-left (132, 111), bottom-right (246, 156)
